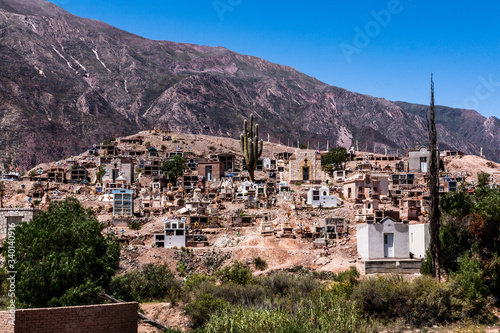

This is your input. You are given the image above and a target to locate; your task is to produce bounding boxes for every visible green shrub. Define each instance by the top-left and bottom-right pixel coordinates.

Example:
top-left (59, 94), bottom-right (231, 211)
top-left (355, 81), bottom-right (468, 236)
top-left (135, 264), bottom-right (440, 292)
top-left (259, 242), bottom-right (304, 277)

top-left (208, 146), bottom-right (216, 151)
top-left (110, 264), bottom-right (182, 303)
top-left (0, 267), bottom-right (8, 297)
top-left (252, 256), bottom-right (268, 271)
top-left (352, 274), bottom-right (496, 326)
top-left (451, 253), bottom-right (489, 300)
top-left (420, 249), bottom-right (434, 275)
top-left (217, 261), bottom-right (253, 285)
top-left (202, 290), bottom-right (379, 333)
top-left (184, 293), bottom-right (228, 328)
top-left (184, 273), bottom-right (216, 292)
top-left (332, 266), bottom-right (359, 283)
top-left (330, 266), bottom-right (360, 297)
top-left (129, 221), bottom-right (141, 230)
top-left (352, 274), bottom-right (410, 321)
top-left (212, 283), bottom-right (267, 307)
top-left (258, 272), bottom-right (319, 297)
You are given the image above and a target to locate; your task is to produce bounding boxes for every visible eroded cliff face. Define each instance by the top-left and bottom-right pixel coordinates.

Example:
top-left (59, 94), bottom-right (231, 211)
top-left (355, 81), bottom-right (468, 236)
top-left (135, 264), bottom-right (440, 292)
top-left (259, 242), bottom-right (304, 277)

top-left (0, 0), bottom-right (498, 169)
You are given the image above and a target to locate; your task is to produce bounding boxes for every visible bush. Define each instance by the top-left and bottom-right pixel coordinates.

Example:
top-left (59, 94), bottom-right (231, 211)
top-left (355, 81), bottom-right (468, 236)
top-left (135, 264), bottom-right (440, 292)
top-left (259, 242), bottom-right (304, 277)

top-left (352, 274), bottom-right (496, 326)
top-left (217, 261), bottom-right (253, 285)
top-left (258, 272), bottom-right (319, 297)
top-left (252, 256), bottom-right (268, 271)
top-left (184, 293), bottom-right (228, 328)
top-left (330, 266), bottom-right (360, 297)
top-left (451, 253), bottom-right (489, 300)
top-left (184, 274), bottom-right (216, 292)
top-left (110, 264), bottom-right (183, 303)
top-left (202, 290), bottom-right (379, 333)
top-left (208, 146), bottom-right (216, 151)
top-left (129, 221), bottom-right (141, 230)
top-left (352, 274), bottom-right (410, 321)
top-left (211, 283), bottom-right (267, 307)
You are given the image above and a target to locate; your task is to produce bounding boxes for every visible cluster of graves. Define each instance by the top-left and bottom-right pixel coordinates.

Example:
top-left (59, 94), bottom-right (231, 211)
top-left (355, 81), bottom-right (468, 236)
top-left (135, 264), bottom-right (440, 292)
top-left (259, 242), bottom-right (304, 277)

top-left (1, 130), bottom-right (496, 273)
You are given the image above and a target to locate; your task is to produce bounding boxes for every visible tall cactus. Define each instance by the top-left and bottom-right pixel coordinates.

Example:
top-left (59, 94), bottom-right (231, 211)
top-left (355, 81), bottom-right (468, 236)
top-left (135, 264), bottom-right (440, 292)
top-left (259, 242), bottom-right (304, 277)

top-left (240, 114), bottom-right (263, 181)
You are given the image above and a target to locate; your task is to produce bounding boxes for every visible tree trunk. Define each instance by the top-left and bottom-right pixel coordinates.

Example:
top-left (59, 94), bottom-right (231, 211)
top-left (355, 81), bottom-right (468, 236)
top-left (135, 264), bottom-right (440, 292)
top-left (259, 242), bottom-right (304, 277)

top-left (248, 168), bottom-right (255, 182)
top-left (428, 75), bottom-right (441, 279)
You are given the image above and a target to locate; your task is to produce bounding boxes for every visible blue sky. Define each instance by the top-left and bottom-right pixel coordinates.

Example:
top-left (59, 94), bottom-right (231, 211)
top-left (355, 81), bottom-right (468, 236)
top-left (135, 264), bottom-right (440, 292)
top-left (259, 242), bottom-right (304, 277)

top-left (49, 0), bottom-right (500, 118)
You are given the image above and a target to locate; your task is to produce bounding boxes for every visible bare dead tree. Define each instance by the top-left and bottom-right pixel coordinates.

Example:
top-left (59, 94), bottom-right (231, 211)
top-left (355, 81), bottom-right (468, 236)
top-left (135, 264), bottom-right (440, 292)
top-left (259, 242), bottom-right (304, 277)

top-left (428, 74), bottom-right (441, 279)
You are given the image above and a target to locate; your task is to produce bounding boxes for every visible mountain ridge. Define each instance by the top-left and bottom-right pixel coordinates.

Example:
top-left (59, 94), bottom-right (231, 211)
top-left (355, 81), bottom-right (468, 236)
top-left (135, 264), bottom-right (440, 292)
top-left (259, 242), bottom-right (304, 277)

top-left (0, 0), bottom-right (498, 169)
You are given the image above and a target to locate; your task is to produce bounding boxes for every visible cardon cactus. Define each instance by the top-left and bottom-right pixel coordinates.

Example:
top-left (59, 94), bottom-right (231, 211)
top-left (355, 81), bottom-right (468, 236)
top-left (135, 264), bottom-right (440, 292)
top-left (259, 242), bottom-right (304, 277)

top-left (240, 114), bottom-right (263, 181)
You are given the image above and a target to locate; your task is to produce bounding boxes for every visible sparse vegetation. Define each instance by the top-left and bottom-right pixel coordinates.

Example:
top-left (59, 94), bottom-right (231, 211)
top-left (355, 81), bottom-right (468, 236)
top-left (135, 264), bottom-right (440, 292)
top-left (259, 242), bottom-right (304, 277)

top-left (252, 256), bottom-right (268, 270)
top-left (110, 264), bottom-right (182, 303)
top-left (129, 221), bottom-right (141, 230)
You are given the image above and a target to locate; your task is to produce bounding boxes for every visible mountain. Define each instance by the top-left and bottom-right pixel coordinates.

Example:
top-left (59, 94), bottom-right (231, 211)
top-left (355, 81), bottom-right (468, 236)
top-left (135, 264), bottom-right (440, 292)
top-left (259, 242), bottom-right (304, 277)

top-left (0, 0), bottom-right (498, 169)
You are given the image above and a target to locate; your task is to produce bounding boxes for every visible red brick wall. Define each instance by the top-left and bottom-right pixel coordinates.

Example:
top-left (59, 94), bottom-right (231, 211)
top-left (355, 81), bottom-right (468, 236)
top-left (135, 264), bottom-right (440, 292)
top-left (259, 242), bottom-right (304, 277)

top-left (0, 302), bottom-right (137, 333)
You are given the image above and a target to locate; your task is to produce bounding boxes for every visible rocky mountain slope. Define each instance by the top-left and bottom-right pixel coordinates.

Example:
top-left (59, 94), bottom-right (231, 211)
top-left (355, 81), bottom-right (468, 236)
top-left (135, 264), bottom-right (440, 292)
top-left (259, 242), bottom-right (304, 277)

top-left (0, 0), bottom-right (498, 169)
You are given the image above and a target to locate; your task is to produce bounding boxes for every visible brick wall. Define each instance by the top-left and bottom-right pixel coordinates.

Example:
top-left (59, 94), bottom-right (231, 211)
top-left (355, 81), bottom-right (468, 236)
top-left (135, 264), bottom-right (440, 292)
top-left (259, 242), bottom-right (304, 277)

top-left (0, 310), bottom-right (15, 333)
top-left (0, 302), bottom-right (137, 333)
top-left (197, 162), bottom-right (225, 180)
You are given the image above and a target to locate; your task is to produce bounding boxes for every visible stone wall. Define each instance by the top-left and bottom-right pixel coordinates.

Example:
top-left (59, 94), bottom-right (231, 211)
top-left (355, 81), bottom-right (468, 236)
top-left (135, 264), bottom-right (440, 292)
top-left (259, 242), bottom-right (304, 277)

top-left (0, 208), bottom-right (40, 243)
top-left (288, 149), bottom-right (323, 183)
top-left (0, 302), bottom-right (138, 333)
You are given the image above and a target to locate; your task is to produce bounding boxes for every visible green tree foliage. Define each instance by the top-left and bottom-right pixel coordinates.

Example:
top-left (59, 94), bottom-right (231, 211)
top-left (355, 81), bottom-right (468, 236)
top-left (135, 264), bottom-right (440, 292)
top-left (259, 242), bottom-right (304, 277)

top-left (161, 154), bottom-right (186, 186)
top-left (217, 261), bottom-right (253, 285)
top-left (3, 197), bottom-right (120, 308)
top-left (321, 147), bottom-right (348, 171)
top-left (425, 186), bottom-right (500, 300)
top-left (477, 171), bottom-right (491, 187)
